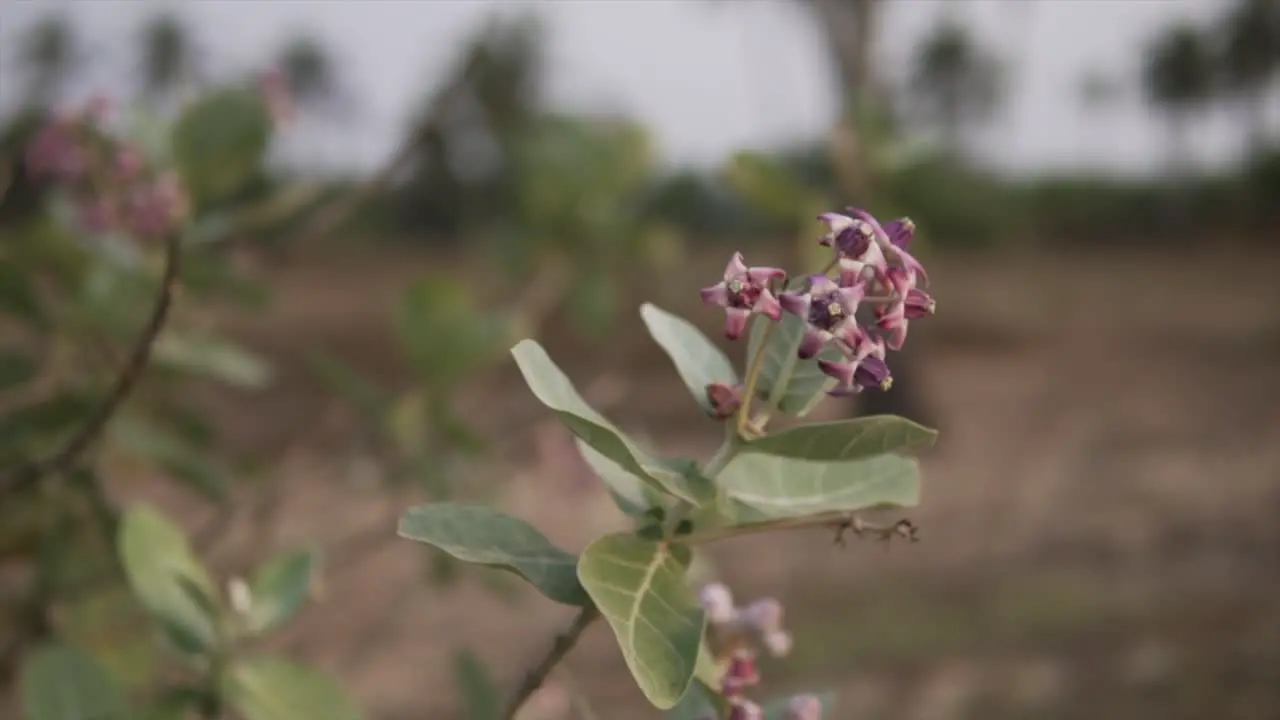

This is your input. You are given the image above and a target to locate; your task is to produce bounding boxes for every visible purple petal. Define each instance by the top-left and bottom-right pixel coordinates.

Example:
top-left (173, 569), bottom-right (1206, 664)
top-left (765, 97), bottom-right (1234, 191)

top-left (746, 265), bottom-right (786, 286)
top-left (882, 217), bottom-right (916, 249)
top-left (817, 212), bottom-right (854, 234)
top-left (700, 283), bottom-right (730, 308)
top-left (818, 358), bottom-right (856, 387)
top-left (725, 251), bottom-right (748, 279)
top-left (904, 288), bottom-right (936, 319)
top-left (837, 284), bottom-right (866, 311)
top-left (797, 327), bottom-right (830, 359)
top-left (854, 355), bottom-right (893, 391)
top-left (807, 274), bottom-right (839, 295)
top-left (778, 291), bottom-right (810, 317)
top-left (724, 307), bottom-right (751, 340)
top-left (879, 313), bottom-right (908, 351)
top-left (890, 245), bottom-right (930, 287)
top-left (754, 288), bottom-right (783, 320)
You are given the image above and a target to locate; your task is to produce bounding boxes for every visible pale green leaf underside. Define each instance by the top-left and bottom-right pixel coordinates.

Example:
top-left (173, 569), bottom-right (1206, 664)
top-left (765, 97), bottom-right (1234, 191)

top-left (511, 339), bottom-right (702, 503)
top-left (117, 504), bottom-right (219, 647)
top-left (718, 453), bottom-right (920, 519)
top-left (575, 438), bottom-right (669, 517)
top-left (577, 534), bottom-right (706, 709)
top-left (21, 643), bottom-right (129, 720)
top-left (745, 416), bottom-right (937, 462)
top-left (221, 657), bottom-right (362, 720)
top-left (398, 504), bottom-right (589, 606)
top-left (639, 303), bottom-right (738, 414)
top-left (746, 312), bottom-right (843, 417)
top-left (247, 549), bottom-right (318, 634)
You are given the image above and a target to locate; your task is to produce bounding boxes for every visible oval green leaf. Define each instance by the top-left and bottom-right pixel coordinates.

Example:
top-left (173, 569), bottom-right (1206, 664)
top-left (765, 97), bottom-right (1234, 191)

top-left (718, 453), bottom-right (920, 519)
top-left (577, 534), bottom-right (706, 709)
top-left (745, 312), bottom-right (844, 417)
top-left (247, 549), bottom-right (318, 635)
top-left (575, 438), bottom-right (670, 517)
top-left (511, 339), bottom-right (705, 504)
top-left (221, 657), bottom-right (361, 720)
top-left (639, 303), bottom-right (738, 415)
top-left (21, 643), bottom-right (130, 720)
top-left (745, 416), bottom-right (937, 462)
top-left (398, 504), bottom-right (589, 606)
top-left (117, 504), bottom-right (219, 650)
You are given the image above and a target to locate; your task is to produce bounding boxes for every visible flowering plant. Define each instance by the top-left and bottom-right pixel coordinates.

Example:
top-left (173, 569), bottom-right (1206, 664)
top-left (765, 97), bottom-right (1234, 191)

top-left (399, 207), bottom-right (939, 718)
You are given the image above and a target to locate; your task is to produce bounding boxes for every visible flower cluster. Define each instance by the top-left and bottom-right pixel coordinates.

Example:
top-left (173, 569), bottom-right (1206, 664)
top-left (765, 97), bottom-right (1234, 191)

top-left (25, 100), bottom-right (189, 241)
top-left (700, 208), bottom-right (935, 396)
top-left (698, 583), bottom-right (821, 720)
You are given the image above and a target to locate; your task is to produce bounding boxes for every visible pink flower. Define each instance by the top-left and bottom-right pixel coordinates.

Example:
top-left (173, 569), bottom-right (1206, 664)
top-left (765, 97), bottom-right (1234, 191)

top-left (778, 274), bottom-right (865, 359)
top-left (700, 252), bottom-right (786, 340)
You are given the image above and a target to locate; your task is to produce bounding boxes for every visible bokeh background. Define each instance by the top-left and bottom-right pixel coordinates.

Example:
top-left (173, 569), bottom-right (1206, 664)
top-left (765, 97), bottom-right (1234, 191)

top-left (2, 0), bottom-right (1280, 718)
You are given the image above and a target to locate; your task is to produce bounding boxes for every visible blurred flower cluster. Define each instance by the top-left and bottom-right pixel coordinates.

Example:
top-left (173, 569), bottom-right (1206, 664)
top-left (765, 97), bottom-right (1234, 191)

top-left (701, 208), bottom-right (935, 396)
top-left (699, 582), bottom-right (821, 720)
top-left (25, 99), bottom-right (189, 240)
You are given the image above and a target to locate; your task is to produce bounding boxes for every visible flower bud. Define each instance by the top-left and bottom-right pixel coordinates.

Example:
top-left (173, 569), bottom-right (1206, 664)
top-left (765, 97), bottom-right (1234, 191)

top-left (705, 382), bottom-right (743, 421)
top-left (699, 583), bottom-right (736, 625)
top-left (722, 651), bottom-right (759, 696)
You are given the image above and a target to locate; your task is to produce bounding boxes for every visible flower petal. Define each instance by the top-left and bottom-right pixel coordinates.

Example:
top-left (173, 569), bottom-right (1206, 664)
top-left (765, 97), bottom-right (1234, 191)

top-left (725, 251), bottom-right (749, 279)
top-left (746, 265), bottom-right (786, 286)
top-left (701, 282), bottom-right (730, 308)
top-left (817, 358), bottom-right (856, 388)
top-left (724, 307), bottom-right (752, 340)
top-left (753, 288), bottom-right (783, 320)
top-left (882, 217), bottom-right (916, 249)
top-left (806, 274), bottom-right (839, 296)
top-left (797, 327), bottom-right (830, 359)
top-left (778, 291), bottom-right (810, 318)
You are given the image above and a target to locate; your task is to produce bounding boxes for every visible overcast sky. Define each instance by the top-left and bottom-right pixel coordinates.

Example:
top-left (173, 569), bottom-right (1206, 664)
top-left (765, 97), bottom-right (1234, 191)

top-left (0, 0), bottom-right (1264, 177)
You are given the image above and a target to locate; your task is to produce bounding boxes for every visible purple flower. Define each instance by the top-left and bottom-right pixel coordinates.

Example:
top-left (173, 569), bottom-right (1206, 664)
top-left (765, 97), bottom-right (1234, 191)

top-left (817, 210), bottom-right (889, 286)
top-left (124, 173), bottom-right (189, 239)
top-left (728, 701), bottom-right (764, 720)
top-left (818, 330), bottom-right (892, 395)
top-left (25, 119), bottom-right (87, 183)
top-left (700, 252), bottom-right (786, 340)
top-left (722, 651), bottom-right (759, 697)
top-left (875, 265), bottom-right (936, 350)
top-left (881, 216), bottom-right (916, 249)
top-left (77, 197), bottom-right (120, 234)
top-left (779, 274), bottom-right (865, 359)
top-left (705, 382), bottom-right (743, 420)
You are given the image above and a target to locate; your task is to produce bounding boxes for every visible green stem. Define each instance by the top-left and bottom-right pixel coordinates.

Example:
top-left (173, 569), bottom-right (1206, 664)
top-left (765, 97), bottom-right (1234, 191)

top-left (736, 320), bottom-right (775, 438)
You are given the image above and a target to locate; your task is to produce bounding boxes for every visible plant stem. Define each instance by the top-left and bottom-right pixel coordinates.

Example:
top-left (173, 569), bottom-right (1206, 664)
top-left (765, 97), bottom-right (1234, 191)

top-left (736, 321), bottom-right (775, 438)
top-left (678, 511), bottom-right (909, 547)
top-left (501, 605), bottom-right (600, 720)
top-left (0, 230), bottom-right (183, 493)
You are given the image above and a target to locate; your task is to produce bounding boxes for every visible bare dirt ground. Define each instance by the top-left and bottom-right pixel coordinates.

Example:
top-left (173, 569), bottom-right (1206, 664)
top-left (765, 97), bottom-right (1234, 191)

top-left (113, 243), bottom-right (1280, 720)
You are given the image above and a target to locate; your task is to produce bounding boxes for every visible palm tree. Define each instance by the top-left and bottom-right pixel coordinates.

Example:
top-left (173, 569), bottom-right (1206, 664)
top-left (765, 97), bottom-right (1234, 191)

top-left (1143, 23), bottom-right (1216, 176)
top-left (138, 13), bottom-right (201, 106)
top-left (278, 35), bottom-right (338, 114)
top-left (16, 14), bottom-right (82, 109)
top-left (1217, 0), bottom-right (1280, 154)
top-left (909, 19), bottom-right (1003, 160)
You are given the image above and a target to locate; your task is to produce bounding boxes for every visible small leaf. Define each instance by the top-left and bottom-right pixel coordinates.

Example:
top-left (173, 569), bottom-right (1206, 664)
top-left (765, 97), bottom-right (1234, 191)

top-left (639, 303), bottom-right (738, 414)
top-left (152, 333), bottom-right (273, 389)
top-left (247, 549), bottom-right (318, 634)
top-left (221, 657), bottom-right (361, 720)
top-left (398, 504), bottom-right (589, 606)
top-left (746, 416), bottom-right (937, 462)
top-left (575, 438), bottom-right (669, 517)
top-left (453, 649), bottom-right (501, 720)
top-left (171, 87), bottom-right (272, 206)
top-left (117, 504), bottom-right (219, 651)
top-left (511, 339), bottom-right (704, 504)
top-left (761, 691), bottom-right (838, 720)
top-left (577, 534), bottom-right (705, 709)
top-left (718, 453), bottom-right (920, 519)
top-left (21, 643), bottom-right (130, 720)
top-left (745, 311), bottom-right (843, 417)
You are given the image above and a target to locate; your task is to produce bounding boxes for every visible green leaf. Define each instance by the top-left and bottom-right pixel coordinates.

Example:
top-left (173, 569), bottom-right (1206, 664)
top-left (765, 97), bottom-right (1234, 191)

top-left (246, 549), bottom-right (318, 634)
top-left (21, 643), bottom-right (130, 720)
top-left (221, 657), bottom-right (362, 720)
top-left (0, 261), bottom-right (48, 328)
top-left (745, 311), bottom-right (843, 417)
top-left (398, 504), bottom-right (589, 606)
top-left (171, 88), bottom-right (272, 206)
top-left (761, 692), bottom-right (838, 720)
top-left (639, 303), bottom-right (738, 415)
top-left (453, 649), bottom-right (501, 720)
top-left (511, 339), bottom-right (706, 504)
top-left (0, 348), bottom-right (36, 390)
top-left (577, 534), bottom-right (705, 709)
top-left (117, 504), bottom-right (219, 651)
top-left (718, 453), bottom-right (920, 519)
top-left (574, 438), bottom-right (669, 517)
top-left (152, 333), bottom-right (273, 389)
top-left (745, 416), bottom-right (937, 462)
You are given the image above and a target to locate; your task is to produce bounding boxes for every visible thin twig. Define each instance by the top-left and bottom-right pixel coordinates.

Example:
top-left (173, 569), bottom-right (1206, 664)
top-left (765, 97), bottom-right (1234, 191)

top-left (0, 231), bottom-right (183, 493)
top-left (500, 605), bottom-right (600, 720)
